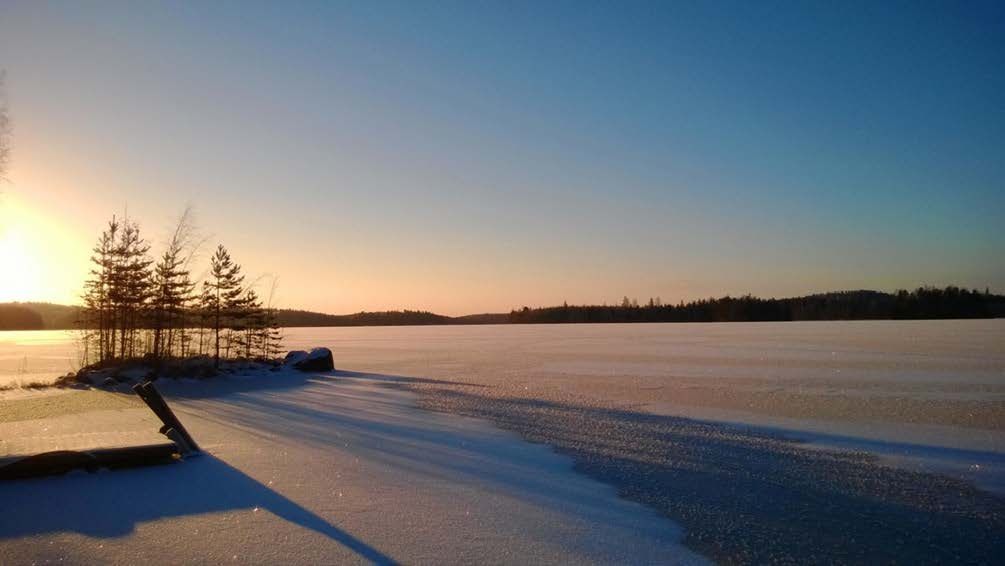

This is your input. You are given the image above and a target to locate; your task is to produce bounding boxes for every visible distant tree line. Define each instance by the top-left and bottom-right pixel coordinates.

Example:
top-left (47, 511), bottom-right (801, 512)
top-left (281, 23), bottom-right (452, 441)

top-left (78, 210), bottom-right (282, 368)
top-left (0, 304), bottom-right (511, 330)
top-left (0, 303), bottom-right (81, 330)
top-left (508, 287), bottom-right (1005, 324)
top-left (0, 304), bottom-right (44, 330)
top-left (273, 309), bottom-right (509, 327)
top-left (3, 287), bottom-right (1001, 332)
top-left (276, 309), bottom-right (451, 327)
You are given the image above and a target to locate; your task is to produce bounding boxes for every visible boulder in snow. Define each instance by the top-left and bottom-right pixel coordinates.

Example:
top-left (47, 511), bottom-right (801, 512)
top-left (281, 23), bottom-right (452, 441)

top-left (286, 347), bottom-right (334, 372)
top-left (284, 350), bottom-right (309, 366)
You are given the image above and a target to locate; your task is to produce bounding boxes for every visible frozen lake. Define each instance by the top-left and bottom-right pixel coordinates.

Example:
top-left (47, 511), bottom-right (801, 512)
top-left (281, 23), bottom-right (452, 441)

top-left (0, 330), bottom-right (83, 386)
top-left (3, 320), bottom-right (1002, 563)
top-left (3, 320), bottom-right (1003, 472)
top-left (3, 320), bottom-right (1004, 418)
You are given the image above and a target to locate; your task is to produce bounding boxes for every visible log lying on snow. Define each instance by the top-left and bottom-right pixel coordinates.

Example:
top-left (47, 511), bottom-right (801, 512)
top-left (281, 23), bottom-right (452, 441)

top-left (0, 382), bottom-right (199, 481)
top-left (0, 445), bottom-right (179, 480)
top-left (284, 347), bottom-right (335, 371)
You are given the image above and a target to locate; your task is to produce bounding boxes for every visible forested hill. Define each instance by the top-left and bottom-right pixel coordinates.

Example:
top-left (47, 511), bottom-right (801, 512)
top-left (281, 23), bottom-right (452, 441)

top-left (2, 287), bottom-right (1002, 330)
top-left (0, 302), bottom-right (80, 330)
top-left (274, 309), bottom-right (509, 327)
top-left (276, 309), bottom-right (450, 326)
top-left (508, 287), bottom-right (1005, 324)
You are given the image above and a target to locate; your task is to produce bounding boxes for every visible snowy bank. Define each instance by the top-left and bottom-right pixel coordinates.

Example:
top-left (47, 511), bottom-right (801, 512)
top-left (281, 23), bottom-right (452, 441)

top-left (0, 367), bottom-right (706, 565)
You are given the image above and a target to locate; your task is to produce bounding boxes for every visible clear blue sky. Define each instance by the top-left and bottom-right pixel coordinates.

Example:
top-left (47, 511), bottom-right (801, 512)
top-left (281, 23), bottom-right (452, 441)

top-left (0, 1), bottom-right (1002, 314)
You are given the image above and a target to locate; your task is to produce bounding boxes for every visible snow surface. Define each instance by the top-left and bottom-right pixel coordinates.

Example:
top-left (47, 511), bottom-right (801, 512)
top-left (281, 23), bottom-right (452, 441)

top-left (278, 320), bottom-right (1005, 490)
top-left (0, 330), bottom-right (78, 387)
top-left (3, 320), bottom-right (1002, 490)
top-left (0, 406), bottom-right (162, 461)
top-left (0, 368), bottom-right (707, 565)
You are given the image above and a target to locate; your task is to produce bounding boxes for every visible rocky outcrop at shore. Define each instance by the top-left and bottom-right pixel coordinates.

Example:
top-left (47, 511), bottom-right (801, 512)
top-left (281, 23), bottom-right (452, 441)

top-left (44, 348), bottom-right (333, 390)
top-left (284, 347), bottom-right (334, 371)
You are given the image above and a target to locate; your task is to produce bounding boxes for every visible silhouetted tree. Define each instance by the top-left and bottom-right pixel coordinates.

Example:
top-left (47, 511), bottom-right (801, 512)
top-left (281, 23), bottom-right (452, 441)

top-left (81, 217), bottom-right (119, 362)
top-left (150, 208), bottom-right (197, 358)
top-left (113, 219), bottom-right (153, 358)
top-left (201, 244), bottom-right (245, 368)
top-left (229, 288), bottom-right (260, 359)
top-left (261, 287), bottom-right (284, 358)
top-left (75, 211), bottom-right (283, 368)
top-left (80, 215), bottom-right (153, 362)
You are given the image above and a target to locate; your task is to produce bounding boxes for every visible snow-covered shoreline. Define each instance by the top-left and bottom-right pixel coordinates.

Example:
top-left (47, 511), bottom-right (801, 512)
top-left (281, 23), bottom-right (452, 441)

top-left (0, 367), bottom-right (707, 565)
top-left (3, 362), bottom-right (1004, 563)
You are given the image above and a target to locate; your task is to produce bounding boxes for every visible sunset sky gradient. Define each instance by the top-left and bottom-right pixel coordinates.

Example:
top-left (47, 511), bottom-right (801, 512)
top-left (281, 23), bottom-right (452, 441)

top-left (1, 1), bottom-right (1002, 315)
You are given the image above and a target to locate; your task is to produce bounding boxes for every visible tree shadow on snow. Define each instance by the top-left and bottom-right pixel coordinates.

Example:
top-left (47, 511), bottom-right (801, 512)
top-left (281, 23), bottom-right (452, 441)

top-left (137, 369), bottom-right (686, 557)
top-left (130, 367), bottom-right (482, 402)
top-left (0, 454), bottom-right (395, 565)
top-left (153, 373), bottom-right (661, 537)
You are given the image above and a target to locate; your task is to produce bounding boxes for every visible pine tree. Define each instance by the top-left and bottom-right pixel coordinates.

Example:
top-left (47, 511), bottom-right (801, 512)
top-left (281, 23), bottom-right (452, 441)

top-left (202, 245), bottom-right (245, 368)
top-left (80, 215), bottom-right (153, 362)
top-left (152, 247), bottom-right (183, 357)
top-left (82, 217), bottom-right (120, 363)
top-left (263, 311), bottom-right (283, 359)
top-left (151, 209), bottom-right (197, 358)
top-left (78, 212), bottom-right (284, 370)
top-left (197, 281), bottom-right (212, 356)
top-left (234, 289), bottom-right (263, 359)
top-left (113, 219), bottom-right (153, 358)
top-left (172, 269), bottom-right (195, 357)
top-left (260, 277), bottom-right (284, 359)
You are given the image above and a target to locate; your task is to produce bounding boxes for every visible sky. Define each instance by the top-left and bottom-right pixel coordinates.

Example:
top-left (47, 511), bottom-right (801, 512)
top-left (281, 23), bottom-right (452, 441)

top-left (0, 1), bottom-right (1002, 315)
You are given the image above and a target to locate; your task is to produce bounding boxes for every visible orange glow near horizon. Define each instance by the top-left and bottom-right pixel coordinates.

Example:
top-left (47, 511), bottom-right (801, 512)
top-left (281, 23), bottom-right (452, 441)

top-left (0, 185), bottom-right (91, 305)
top-left (0, 221), bottom-right (41, 302)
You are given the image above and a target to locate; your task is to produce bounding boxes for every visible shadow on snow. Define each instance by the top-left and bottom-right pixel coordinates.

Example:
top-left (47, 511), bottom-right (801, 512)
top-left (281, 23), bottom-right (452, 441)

top-left (0, 453), bottom-right (395, 564)
top-left (5, 367), bottom-right (1003, 564)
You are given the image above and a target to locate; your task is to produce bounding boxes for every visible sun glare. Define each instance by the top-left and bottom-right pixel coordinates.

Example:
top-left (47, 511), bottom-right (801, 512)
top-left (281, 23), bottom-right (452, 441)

top-left (0, 193), bottom-right (55, 304)
top-left (0, 226), bottom-right (41, 302)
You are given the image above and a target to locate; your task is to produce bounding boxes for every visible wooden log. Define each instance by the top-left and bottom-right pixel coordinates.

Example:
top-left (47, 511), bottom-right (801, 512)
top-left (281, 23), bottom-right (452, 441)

top-left (133, 382), bottom-right (201, 455)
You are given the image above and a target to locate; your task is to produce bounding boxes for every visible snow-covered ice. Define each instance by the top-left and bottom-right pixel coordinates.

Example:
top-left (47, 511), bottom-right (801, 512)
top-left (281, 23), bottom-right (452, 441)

top-left (279, 321), bottom-right (1005, 484)
top-left (0, 368), bottom-right (707, 565)
top-left (2, 320), bottom-right (1003, 562)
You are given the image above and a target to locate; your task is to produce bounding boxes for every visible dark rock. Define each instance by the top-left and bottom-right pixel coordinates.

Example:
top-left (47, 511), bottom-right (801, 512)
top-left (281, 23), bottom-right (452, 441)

top-left (284, 350), bottom-right (308, 365)
top-left (290, 347), bottom-right (334, 372)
